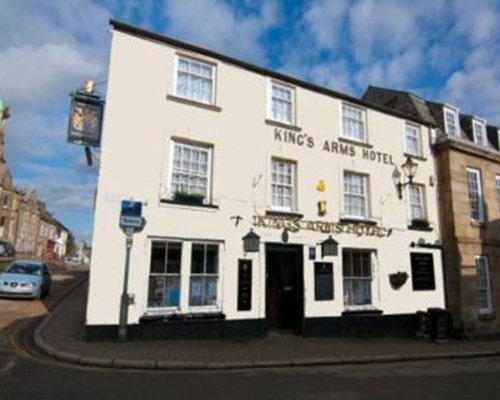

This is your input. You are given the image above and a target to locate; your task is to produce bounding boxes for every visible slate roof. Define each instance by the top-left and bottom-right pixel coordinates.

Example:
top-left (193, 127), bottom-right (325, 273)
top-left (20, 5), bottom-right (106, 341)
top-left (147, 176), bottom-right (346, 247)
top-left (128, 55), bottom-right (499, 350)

top-left (362, 86), bottom-right (500, 152)
top-left (363, 86), bottom-right (436, 126)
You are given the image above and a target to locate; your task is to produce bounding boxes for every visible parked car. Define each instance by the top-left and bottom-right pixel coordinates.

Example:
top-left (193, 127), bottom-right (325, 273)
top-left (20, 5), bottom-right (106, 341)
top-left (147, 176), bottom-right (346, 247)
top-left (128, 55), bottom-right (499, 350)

top-left (64, 256), bottom-right (81, 267)
top-left (0, 260), bottom-right (51, 299)
top-left (0, 240), bottom-right (16, 257)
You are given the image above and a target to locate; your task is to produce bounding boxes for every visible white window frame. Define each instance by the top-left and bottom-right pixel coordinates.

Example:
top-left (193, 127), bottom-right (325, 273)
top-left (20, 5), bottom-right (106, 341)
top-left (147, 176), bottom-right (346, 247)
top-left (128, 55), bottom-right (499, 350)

top-left (189, 242), bottom-right (220, 311)
top-left (342, 249), bottom-right (374, 309)
top-left (146, 241), bottom-right (182, 312)
top-left (174, 55), bottom-right (216, 105)
top-left (341, 103), bottom-right (367, 143)
top-left (443, 105), bottom-right (460, 137)
top-left (466, 168), bottom-right (484, 223)
top-left (405, 123), bottom-right (422, 157)
top-left (268, 80), bottom-right (295, 125)
top-left (408, 184), bottom-right (426, 221)
top-left (167, 140), bottom-right (213, 204)
top-left (271, 158), bottom-right (296, 212)
top-left (476, 256), bottom-right (493, 314)
top-left (343, 171), bottom-right (370, 220)
top-left (472, 118), bottom-right (487, 146)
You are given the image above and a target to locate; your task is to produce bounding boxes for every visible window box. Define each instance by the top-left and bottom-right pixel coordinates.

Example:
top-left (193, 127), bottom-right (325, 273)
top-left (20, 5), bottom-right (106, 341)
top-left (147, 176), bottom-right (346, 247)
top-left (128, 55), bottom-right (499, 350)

top-left (173, 192), bottom-right (205, 205)
top-left (408, 218), bottom-right (433, 231)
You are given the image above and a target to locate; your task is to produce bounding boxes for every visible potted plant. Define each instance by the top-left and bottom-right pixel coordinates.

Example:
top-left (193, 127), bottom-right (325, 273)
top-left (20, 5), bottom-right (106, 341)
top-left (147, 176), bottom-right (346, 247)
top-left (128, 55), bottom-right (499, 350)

top-left (173, 191), bottom-right (205, 205)
top-left (389, 271), bottom-right (408, 290)
top-left (409, 218), bottom-right (431, 231)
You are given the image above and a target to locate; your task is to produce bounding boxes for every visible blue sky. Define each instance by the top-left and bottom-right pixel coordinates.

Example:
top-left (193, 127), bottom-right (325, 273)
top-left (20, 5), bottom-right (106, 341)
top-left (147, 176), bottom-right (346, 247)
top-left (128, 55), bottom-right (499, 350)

top-left (1, 0), bottom-right (500, 243)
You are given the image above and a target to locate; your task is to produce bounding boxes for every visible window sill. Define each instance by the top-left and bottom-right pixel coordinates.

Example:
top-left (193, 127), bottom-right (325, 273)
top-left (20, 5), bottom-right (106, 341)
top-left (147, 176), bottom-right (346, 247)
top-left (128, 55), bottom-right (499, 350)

top-left (160, 199), bottom-right (219, 210)
top-left (167, 94), bottom-right (222, 112)
top-left (338, 137), bottom-right (372, 148)
top-left (342, 308), bottom-right (383, 316)
top-left (404, 152), bottom-right (426, 161)
top-left (470, 220), bottom-right (485, 228)
top-left (265, 210), bottom-right (304, 219)
top-left (408, 223), bottom-right (433, 232)
top-left (140, 311), bottom-right (225, 323)
top-left (339, 217), bottom-right (377, 226)
top-left (265, 119), bottom-right (302, 132)
top-left (478, 312), bottom-right (495, 321)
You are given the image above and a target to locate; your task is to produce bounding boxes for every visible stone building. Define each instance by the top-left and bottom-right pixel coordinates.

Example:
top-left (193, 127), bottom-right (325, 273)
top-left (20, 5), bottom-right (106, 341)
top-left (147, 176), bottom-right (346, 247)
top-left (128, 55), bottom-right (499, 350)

top-left (364, 86), bottom-right (500, 336)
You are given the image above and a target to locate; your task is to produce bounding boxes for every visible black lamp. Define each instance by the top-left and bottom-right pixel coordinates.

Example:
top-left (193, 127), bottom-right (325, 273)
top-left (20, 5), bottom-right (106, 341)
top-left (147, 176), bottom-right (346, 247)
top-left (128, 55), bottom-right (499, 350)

top-left (243, 229), bottom-right (260, 252)
top-left (392, 156), bottom-right (418, 199)
top-left (321, 235), bottom-right (338, 257)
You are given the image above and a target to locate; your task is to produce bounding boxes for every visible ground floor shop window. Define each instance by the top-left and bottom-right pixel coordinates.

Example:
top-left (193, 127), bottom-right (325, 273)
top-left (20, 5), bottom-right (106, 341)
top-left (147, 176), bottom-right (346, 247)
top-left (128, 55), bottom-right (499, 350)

top-left (343, 249), bottom-right (373, 307)
top-left (190, 243), bottom-right (219, 307)
top-left (147, 241), bottom-right (182, 308)
top-left (476, 256), bottom-right (492, 314)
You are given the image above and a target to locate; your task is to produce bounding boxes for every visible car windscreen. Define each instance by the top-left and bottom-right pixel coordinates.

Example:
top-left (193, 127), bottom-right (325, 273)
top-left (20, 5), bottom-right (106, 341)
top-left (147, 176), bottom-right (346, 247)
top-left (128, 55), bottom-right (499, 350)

top-left (6, 263), bottom-right (42, 276)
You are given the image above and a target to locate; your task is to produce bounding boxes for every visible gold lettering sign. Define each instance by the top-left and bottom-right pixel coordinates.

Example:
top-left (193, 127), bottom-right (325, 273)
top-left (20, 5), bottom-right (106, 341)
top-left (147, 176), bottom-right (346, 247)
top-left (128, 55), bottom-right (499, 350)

top-left (253, 215), bottom-right (392, 238)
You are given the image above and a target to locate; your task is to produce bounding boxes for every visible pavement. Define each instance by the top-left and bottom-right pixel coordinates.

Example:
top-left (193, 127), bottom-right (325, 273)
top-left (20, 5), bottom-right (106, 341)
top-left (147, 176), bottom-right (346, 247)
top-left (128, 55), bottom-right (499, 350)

top-left (33, 281), bottom-right (500, 370)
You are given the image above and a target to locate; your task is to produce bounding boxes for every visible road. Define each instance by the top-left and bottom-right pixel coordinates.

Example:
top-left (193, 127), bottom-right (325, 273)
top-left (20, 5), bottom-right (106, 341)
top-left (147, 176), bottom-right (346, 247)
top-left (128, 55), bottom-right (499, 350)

top-left (2, 272), bottom-right (500, 399)
top-left (2, 343), bottom-right (500, 399)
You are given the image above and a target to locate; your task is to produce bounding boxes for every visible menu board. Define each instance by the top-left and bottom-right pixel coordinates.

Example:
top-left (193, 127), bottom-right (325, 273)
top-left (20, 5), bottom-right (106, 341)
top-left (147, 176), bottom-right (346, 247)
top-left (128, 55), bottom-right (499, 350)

top-left (411, 252), bottom-right (435, 291)
top-left (238, 260), bottom-right (252, 311)
top-left (314, 262), bottom-right (334, 301)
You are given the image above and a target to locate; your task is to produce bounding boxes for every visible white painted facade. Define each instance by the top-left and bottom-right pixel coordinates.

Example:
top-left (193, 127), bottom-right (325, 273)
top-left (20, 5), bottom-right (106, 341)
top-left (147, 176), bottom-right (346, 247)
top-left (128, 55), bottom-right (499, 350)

top-left (86, 25), bottom-right (445, 332)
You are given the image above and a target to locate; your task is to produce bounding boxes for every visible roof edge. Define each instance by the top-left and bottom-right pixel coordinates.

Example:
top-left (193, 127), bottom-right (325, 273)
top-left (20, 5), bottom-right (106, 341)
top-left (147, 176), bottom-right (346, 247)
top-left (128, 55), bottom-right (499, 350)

top-left (109, 19), bottom-right (434, 128)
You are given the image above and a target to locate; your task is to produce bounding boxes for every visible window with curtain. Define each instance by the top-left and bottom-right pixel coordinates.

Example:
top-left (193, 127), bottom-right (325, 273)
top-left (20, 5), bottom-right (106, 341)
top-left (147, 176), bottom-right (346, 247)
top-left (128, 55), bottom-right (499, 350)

top-left (270, 82), bottom-right (295, 124)
top-left (342, 103), bottom-right (366, 142)
top-left (344, 171), bottom-right (369, 219)
top-left (175, 56), bottom-right (215, 104)
top-left (189, 243), bottom-right (219, 307)
top-left (343, 249), bottom-right (373, 307)
top-left (147, 241), bottom-right (182, 308)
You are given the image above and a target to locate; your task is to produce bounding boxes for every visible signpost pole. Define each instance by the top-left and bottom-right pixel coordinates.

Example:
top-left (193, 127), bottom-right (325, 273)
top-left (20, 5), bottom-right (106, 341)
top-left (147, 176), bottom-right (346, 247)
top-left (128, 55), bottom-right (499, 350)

top-left (118, 230), bottom-right (133, 342)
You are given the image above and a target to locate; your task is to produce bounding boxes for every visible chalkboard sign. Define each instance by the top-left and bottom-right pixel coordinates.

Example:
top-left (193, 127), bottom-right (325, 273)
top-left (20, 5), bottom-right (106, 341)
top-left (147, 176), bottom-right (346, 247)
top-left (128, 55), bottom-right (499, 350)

top-left (238, 260), bottom-right (252, 311)
top-left (314, 262), bottom-right (334, 301)
top-left (411, 252), bottom-right (435, 291)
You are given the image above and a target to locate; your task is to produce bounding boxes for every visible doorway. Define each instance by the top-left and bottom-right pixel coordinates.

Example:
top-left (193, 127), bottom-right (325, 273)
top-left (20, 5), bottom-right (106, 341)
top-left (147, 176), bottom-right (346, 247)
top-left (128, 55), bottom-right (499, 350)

top-left (265, 244), bottom-right (304, 333)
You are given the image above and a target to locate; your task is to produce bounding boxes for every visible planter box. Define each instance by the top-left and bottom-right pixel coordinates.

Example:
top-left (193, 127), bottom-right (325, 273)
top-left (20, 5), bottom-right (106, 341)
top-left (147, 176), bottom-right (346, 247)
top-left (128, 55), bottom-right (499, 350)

top-left (408, 219), bottom-right (433, 231)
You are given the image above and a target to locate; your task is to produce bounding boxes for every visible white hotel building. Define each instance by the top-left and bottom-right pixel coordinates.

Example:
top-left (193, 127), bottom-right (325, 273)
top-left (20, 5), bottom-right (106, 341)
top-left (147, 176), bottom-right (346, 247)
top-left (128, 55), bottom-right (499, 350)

top-left (86, 21), bottom-right (445, 340)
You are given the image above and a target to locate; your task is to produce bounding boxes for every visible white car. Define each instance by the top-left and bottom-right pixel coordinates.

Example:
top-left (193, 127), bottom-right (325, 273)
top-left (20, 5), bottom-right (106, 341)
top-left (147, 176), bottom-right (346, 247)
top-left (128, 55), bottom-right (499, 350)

top-left (0, 260), bottom-right (51, 299)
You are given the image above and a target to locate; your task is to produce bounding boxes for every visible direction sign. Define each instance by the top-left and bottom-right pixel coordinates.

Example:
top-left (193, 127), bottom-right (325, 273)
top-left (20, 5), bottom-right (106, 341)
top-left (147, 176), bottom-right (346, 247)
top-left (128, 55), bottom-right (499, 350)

top-left (119, 215), bottom-right (144, 229)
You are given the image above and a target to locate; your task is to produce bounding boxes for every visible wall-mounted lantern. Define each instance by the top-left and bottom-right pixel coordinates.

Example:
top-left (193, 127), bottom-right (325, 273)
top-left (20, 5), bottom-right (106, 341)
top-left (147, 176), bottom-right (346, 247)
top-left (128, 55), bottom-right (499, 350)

top-left (392, 156), bottom-right (418, 199)
top-left (321, 235), bottom-right (338, 257)
top-left (243, 229), bottom-right (260, 252)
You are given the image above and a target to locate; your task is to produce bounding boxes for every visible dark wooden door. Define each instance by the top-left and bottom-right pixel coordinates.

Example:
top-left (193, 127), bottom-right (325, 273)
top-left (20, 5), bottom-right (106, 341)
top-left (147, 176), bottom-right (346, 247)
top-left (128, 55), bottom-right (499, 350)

top-left (266, 245), bottom-right (303, 332)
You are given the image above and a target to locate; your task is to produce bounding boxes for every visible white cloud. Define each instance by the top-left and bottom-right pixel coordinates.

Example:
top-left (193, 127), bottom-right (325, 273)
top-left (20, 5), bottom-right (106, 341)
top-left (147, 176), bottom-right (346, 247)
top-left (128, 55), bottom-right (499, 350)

top-left (303, 0), bottom-right (350, 51)
top-left (0, 43), bottom-right (104, 109)
top-left (0, 0), bottom-right (110, 240)
top-left (162, 0), bottom-right (279, 62)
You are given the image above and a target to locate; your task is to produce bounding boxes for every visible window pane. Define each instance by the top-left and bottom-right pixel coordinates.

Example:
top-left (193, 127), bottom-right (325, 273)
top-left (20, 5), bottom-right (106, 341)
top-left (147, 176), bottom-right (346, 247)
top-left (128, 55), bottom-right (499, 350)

top-left (191, 244), bottom-right (205, 273)
top-left (150, 243), bottom-right (166, 273)
top-left (147, 275), bottom-right (180, 308)
top-left (167, 242), bottom-right (182, 274)
top-left (206, 244), bottom-right (218, 274)
top-left (189, 276), bottom-right (204, 306)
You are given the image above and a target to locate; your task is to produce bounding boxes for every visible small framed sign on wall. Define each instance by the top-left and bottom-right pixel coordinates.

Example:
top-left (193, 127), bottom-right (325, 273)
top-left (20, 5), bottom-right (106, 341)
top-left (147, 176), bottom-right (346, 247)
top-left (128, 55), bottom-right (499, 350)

top-left (314, 262), bottom-right (334, 301)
